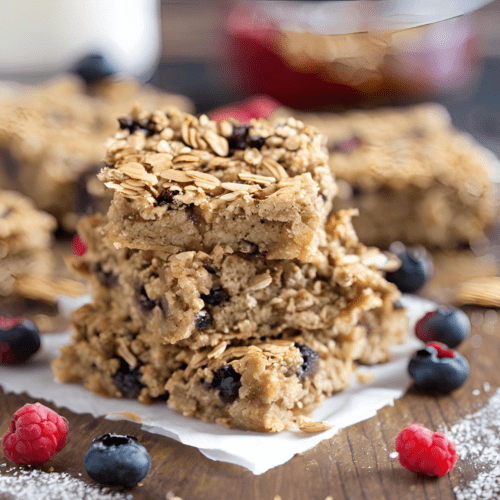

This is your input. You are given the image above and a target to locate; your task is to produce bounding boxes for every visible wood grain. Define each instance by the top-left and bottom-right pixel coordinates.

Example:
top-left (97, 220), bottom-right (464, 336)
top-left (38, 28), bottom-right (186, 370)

top-left (1, 308), bottom-right (499, 500)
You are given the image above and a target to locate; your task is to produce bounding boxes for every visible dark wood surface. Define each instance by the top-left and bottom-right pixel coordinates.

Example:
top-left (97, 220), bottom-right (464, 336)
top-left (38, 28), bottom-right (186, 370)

top-left (1, 272), bottom-right (499, 499)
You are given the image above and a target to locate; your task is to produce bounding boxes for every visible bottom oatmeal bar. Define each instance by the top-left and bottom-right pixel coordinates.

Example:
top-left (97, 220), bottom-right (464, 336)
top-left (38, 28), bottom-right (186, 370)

top-left (53, 302), bottom-right (381, 432)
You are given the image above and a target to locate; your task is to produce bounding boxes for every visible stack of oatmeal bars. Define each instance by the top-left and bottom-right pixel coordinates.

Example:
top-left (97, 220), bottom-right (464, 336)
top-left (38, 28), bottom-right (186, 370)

top-left (53, 107), bottom-right (408, 432)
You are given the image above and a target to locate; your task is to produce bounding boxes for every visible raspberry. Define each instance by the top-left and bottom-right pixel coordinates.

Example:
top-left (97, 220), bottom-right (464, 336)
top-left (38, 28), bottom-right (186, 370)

top-left (72, 234), bottom-right (87, 256)
top-left (2, 403), bottom-right (68, 465)
top-left (395, 424), bottom-right (458, 477)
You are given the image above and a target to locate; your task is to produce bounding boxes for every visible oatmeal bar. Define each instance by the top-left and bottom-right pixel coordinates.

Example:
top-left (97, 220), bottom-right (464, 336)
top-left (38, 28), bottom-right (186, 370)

top-left (272, 103), bottom-right (497, 249)
top-left (97, 107), bottom-right (336, 261)
top-left (53, 301), bottom-right (367, 432)
top-left (68, 210), bottom-right (406, 364)
top-left (0, 189), bottom-right (57, 296)
top-left (0, 77), bottom-right (193, 229)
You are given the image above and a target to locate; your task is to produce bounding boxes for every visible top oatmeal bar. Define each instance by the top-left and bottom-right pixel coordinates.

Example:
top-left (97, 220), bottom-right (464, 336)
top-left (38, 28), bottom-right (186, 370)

top-left (98, 107), bottom-right (336, 260)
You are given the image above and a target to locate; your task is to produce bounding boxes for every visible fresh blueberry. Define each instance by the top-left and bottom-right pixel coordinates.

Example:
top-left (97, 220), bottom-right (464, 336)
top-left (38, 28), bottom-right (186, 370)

top-left (84, 434), bottom-right (151, 488)
top-left (296, 343), bottom-right (319, 380)
top-left (0, 317), bottom-right (41, 364)
top-left (385, 242), bottom-right (433, 293)
top-left (72, 53), bottom-right (117, 85)
top-left (408, 342), bottom-right (469, 393)
top-left (211, 365), bottom-right (241, 404)
top-left (415, 308), bottom-right (470, 348)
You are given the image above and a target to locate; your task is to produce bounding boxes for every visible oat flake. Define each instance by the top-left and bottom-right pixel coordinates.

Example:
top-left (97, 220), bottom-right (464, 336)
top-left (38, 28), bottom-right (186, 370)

top-left (444, 389), bottom-right (500, 500)
top-left (0, 466), bottom-right (133, 500)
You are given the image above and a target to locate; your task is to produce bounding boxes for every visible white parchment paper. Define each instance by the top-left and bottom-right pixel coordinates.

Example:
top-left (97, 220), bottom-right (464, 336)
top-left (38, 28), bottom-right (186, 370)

top-left (0, 294), bottom-right (436, 475)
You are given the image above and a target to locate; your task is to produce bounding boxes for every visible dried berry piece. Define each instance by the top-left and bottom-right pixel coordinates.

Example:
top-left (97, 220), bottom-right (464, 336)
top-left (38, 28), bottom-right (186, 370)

top-left (0, 317), bottom-right (41, 364)
top-left (408, 342), bottom-right (469, 393)
top-left (135, 285), bottom-right (161, 313)
top-left (415, 308), bottom-right (470, 348)
top-left (211, 365), bottom-right (242, 404)
top-left (113, 359), bottom-right (145, 398)
top-left (385, 242), bottom-right (433, 293)
top-left (227, 124), bottom-right (265, 150)
top-left (72, 53), bottom-right (117, 85)
top-left (93, 263), bottom-right (118, 288)
top-left (84, 434), bottom-right (150, 488)
top-left (329, 136), bottom-right (362, 154)
top-left (195, 311), bottom-right (213, 329)
top-left (201, 286), bottom-right (229, 306)
top-left (118, 118), bottom-right (155, 137)
top-left (156, 189), bottom-right (177, 206)
top-left (296, 343), bottom-right (319, 380)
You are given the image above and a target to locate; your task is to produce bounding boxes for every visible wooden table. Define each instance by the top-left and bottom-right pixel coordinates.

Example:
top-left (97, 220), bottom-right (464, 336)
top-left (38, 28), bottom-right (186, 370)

top-left (1, 262), bottom-right (499, 500)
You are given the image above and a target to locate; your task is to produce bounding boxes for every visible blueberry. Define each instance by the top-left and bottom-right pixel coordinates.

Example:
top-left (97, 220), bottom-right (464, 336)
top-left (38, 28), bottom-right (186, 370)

top-left (415, 308), bottom-right (470, 348)
top-left (84, 434), bottom-right (150, 488)
top-left (408, 343), bottom-right (469, 393)
top-left (385, 242), bottom-right (433, 293)
top-left (118, 117), bottom-right (156, 137)
top-left (211, 365), bottom-right (241, 404)
top-left (195, 311), bottom-right (213, 330)
top-left (296, 343), bottom-right (319, 380)
top-left (200, 286), bottom-right (229, 306)
top-left (227, 124), bottom-right (265, 150)
top-left (113, 359), bottom-right (145, 398)
top-left (93, 263), bottom-right (118, 288)
top-left (0, 317), bottom-right (41, 364)
top-left (72, 53), bottom-right (117, 85)
top-left (155, 189), bottom-right (177, 206)
top-left (135, 285), bottom-right (165, 314)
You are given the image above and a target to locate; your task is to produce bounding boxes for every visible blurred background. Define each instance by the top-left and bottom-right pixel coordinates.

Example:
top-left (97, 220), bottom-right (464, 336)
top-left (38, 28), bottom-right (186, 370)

top-left (3, 0), bottom-right (498, 152)
top-left (153, 0), bottom-right (500, 154)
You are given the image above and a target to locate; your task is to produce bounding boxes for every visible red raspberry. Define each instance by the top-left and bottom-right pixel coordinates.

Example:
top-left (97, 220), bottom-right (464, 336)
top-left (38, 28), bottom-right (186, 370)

top-left (72, 234), bottom-right (87, 256)
top-left (2, 403), bottom-right (68, 465)
top-left (415, 312), bottom-right (435, 342)
top-left (395, 423), bottom-right (458, 477)
top-left (426, 342), bottom-right (455, 358)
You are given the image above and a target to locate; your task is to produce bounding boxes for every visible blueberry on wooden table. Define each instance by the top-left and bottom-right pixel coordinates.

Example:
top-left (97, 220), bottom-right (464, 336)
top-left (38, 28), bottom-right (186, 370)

top-left (84, 434), bottom-right (151, 488)
top-left (0, 317), bottom-right (41, 364)
top-left (415, 307), bottom-right (470, 348)
top-left (385, 242), bottom-right (433, 293)
top-left (408, 342), bottom-right (469, 393)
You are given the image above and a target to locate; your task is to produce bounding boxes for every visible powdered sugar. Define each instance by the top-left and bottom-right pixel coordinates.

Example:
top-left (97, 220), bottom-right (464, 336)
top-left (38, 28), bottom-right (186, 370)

top-left (0, 465), bottom-right (133, 500)
top-left (444, 388), bottom-right (500, 499)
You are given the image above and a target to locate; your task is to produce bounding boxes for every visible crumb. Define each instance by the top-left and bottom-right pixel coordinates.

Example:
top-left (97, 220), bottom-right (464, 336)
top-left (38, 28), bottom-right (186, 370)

top-left (356, 369), bottom-right (376, 384)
